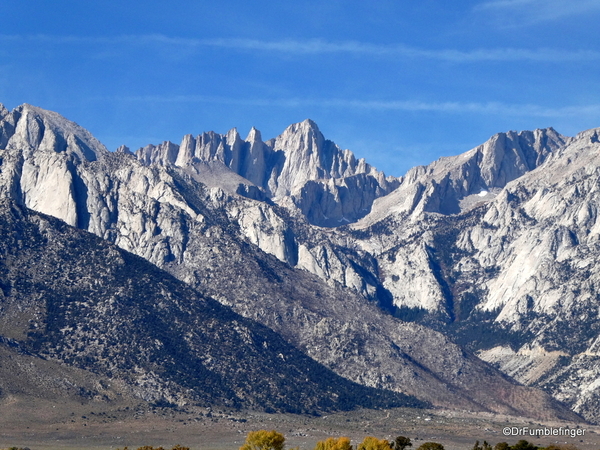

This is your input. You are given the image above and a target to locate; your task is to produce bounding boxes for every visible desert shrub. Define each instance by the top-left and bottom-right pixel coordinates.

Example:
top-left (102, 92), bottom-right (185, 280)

top-left (116, 446), bottom-right (189, 450)
top-left (491, 441), bottom-right (544, 450)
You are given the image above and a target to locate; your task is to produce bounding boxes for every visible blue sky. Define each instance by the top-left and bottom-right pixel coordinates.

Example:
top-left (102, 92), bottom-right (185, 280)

top-left (1, 0), bottom-right (599, 176)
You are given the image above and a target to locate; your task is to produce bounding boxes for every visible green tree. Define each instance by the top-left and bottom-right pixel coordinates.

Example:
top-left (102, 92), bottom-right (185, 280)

top-left (240, 430), bottom-right (286, 450)
top-left (392, 437), bottom-right (412, 450)
top-left (512, 441), bottom-right (537, 450)
top-left (473, 441), bottom-right (492, 450)
top-left (357, 437), bottom-right (393, 450)
top-left (494, 443), bottom-right (510, 450)
top-left (315, 437), bottom-right (353, 450)
top-left (416, 443), bottom-right (444, 450)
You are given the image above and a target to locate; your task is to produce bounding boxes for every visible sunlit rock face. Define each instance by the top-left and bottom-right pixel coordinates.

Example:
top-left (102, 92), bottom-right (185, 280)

top-left (0, 198), bottom-right (428, 413)
top-left (343, 127), bottom-right (600, 422)
top-left (135, 118), bottom-right (399, 227)
top-left (0, 101), bottom-right (597, 423)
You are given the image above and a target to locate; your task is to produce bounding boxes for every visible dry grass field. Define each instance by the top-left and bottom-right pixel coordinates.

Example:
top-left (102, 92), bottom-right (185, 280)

top-left (1, 396), bottom-right (598, 450)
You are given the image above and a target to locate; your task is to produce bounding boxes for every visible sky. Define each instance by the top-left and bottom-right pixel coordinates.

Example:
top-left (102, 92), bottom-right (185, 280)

top-left (1, 0), bottom-right (599, 176)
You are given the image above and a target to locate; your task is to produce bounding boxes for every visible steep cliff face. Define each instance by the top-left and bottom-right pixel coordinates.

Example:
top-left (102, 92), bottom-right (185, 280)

top-left (356, 128), bottom-right (566, 223)
top-left (340, 127), bottom-right (600, 422)
top-left (265, 119), bottom-right (381, 196)
top-left (281, 128), bottom-right (568, 319)
top-left (166, 117), bottom-right (600, 423)
top-left (0, 102), bottom-right (578, 422)
top-left (0, 199), bottom-right (420, 412)
top-left (135, 118), bottom-right (399, 227)
top-left (0, 103), bottom-right (109, 228)
top-left (460, 129), bottom-right (600, 420)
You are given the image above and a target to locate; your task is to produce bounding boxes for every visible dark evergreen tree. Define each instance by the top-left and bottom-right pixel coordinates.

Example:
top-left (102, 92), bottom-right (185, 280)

top-left (512, 440), bottom-right (537, 450)
top-left (416, 442), bottom-right (444, 450)
top-left (392, 436), bottom-right (412, 450)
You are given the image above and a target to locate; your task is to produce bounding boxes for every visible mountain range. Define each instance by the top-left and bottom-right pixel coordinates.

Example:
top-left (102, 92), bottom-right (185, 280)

top-left (0, 197), bottom-right (420, 413)
top-left (0, 102), bottom-right (596, 423)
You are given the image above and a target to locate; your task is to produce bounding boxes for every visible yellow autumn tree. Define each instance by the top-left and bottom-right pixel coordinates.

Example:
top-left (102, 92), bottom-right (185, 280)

top-left (357, 437), bottom-right (393, 450)
top-left (315, 437), bottom-right (353, 450)
top-left (240, 430), bottom-right (286, 450)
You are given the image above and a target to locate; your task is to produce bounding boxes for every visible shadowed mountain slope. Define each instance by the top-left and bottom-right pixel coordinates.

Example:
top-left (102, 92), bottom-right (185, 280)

top-left (339, 128), bottom-right (600, 422)
top-left (0, 199), bottom-right (422, 413)
top-left (0, 103), bottom-right (583, 423)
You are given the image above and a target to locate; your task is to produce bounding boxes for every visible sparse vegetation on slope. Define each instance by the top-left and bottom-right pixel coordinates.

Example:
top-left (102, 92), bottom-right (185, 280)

top-left (0, 199), bottom-right (424, 413)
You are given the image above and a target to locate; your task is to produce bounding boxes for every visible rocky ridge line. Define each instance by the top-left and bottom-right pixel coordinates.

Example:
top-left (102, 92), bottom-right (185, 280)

top-left (0, 102), bottom-right (584, 422)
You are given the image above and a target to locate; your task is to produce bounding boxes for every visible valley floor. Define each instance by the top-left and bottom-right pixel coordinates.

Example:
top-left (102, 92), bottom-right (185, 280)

top-left (0, 398), bottom-right (598, 450)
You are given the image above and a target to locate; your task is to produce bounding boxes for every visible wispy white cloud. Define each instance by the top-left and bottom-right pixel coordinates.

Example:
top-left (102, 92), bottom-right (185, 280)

top-left (111, 94), bottom-right (600, 118)
top-left (201, 38), bottom-right (600, 63)
top-left (475, 0), bottom-right (600, 23)
top-left (477, 0), bottom-right (537, 9)
top-left (333, 100), bottom-right (600, 118)
top-left (1, 34), bottom-right (598, 63)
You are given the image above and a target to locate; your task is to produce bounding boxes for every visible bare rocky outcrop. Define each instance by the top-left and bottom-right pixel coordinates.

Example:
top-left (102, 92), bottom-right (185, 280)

top-left (355, 127), bottom-right (566, 223)
top-left (0, 199), bottom-right (420, 412)
top-left (135, 118), bottom-right (399, 227)
top-left (338, 127), bottom-right (600, 422)
top-left (0, 102), bottom-right (580, 422)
